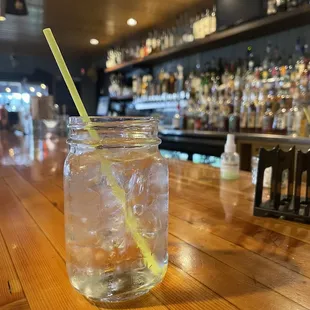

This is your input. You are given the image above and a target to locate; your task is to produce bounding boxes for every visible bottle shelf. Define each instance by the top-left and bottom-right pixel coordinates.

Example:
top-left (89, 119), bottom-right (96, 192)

top-left (105, 5), bottom-right (310, 74)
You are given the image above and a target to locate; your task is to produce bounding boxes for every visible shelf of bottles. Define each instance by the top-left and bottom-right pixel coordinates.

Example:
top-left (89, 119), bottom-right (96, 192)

top-left (105, 0), bottom-right (310, 72)
top-left (172, 39), bottom-right (310, 137)
top-left (113, 37), bottom-right (310, 138)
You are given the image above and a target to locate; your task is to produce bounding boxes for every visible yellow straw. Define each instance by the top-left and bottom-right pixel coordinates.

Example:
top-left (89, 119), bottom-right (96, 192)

top-left (43, 28), bottom-right (161, 276)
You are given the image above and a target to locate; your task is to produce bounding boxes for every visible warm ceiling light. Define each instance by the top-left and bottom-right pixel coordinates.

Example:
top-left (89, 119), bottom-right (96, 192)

top-left (36, 92), bottom-right (42, 97)
top-left (5, 87), bottom-right (11, 93)
top-left (40, 83), bottom-right (46, 89)
top-left (0, 0), bottom-right (6, 21)
top-left (127, 18), bottom-right (137, 26)
top-left (90, 38), bottom-right (99, 45)
top-left (29, 86), bottom-right (35, 92)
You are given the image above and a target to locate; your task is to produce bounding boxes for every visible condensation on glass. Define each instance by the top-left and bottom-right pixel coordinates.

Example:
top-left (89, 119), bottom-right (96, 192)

top-left (64, 117), bottom-right (169, 303)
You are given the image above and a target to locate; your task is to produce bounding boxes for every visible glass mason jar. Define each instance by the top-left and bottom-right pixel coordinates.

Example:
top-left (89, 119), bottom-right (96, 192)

top-left (64, 117), bottom-right (169, 303)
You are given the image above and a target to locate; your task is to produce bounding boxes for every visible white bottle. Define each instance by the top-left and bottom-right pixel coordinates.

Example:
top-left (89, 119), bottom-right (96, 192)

top-left (210, 5), bottom-right (217, 34)
top-left (220, 134), bottom-right (240, 180)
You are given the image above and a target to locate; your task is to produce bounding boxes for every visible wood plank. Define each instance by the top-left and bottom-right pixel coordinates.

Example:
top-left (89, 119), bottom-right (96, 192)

top-left (169, 177), bottom-right (310, 244)
top-left (4, 173), bottom-right (237, 309)
top-left (0, 166), bottom-right (18, 178)
top-left (168, 234), bottom-right (307, 310)
top-left (169, 215), bottom-right (310, 309)
top-left (0, 231), bottom-right (24, 307)
top-left (0, 299), bottom-right (30, 310)
top-left (0, 179), bottom-right (97, 310)
top-left (4, 175), bottom-right (66, 259)
top-left (13, 168), bottom-right (64, 213)
top-left (170, 198), bottom-right (310, 278)
top-left (152, 264), bottom-right (238, 310)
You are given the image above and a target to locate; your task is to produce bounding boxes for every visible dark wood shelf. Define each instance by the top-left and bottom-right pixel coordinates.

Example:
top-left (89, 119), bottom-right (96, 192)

top-left (105, 5), bottom-right (310, 73)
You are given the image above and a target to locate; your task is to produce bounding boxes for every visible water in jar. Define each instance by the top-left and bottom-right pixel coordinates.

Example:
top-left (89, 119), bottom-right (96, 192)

top-left (64, 145), bottom-right (168, 303)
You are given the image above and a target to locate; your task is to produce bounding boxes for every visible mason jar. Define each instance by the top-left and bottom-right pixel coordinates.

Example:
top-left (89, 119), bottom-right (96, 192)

top-left (64, 117), bottom-right (169, 303)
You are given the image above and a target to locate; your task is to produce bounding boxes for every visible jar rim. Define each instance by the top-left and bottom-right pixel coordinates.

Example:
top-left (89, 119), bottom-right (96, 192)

top-left (69, 116), bottom-right (158, 125)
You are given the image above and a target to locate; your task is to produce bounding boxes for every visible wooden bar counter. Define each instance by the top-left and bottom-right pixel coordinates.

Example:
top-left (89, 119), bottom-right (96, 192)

top-left (1, 131), bottom-right (310, 310)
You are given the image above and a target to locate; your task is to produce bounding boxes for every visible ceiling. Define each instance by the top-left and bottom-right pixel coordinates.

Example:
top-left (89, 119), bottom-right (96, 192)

top-left (0, 0), bottom-right (211, 56)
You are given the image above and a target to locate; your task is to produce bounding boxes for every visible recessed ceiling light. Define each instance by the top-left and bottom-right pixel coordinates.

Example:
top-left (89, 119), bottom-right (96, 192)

top-left (36, 92), bottom-right (42, 97)
top-left (0, 16), bottom-right (6, 21)
top-left (90, 38), bottom-right (99, 45)
top-left (29, 87), bottom-right (35, 92)
top-left (40, 83), bottom-right (47, 89)
top-left (127, 18), bottom-right (137, 26)
top-left (5, 87), bottom-right (11, 93)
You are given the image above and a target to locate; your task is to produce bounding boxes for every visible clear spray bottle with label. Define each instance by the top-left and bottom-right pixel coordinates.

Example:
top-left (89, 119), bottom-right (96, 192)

top-left (220, 134), bottom-right (240, 180)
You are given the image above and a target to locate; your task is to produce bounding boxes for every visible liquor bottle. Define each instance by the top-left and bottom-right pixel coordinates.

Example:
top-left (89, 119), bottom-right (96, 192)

top-left (176, 65), bottom-right (184, 93)
top-left (229, 94), bottom-right (241, 133)
top-left (185, 102), bottom-right (195, 130)
top-left (275, 0), bottom-right (287, 12)
top-left (210, 5), bottom-right (216, 34)
top-left (218, 97), bottom-right (230, 132)
top-left (162, 72), bottom-right (170, 93)
top-left (172, 104), bottom-right (183, 129)
top-left (247, 93), bottom-right (256, 133)
top-left (146, 34), bottom-right (152, 55)
top-left (201, 105), bottom-right (209, 130)
top-left (169, 72), bottom-right (176, 94)
top-left (240, 92), bottom-right (249, 132)
top-left (203, 9), bottom-right (211, 37)
top-left (132, 75), bottom-right (138, 97)
top-left (168, 28), bottom-right (176, 48)
top-left (193, 14), bottom-right (200, 40)
top-left (272, 99), bottom-right (288, 134)
top-left (287, 94), bottom-right (302, 135)
top-left (255, 91), bottom-right (266, 132)
top-left (262, 102), bottom-right (274, 133)
top-left (163, 31), bottom-right (169, 50)
top-left (287, 0), bottom-right (298, 10)
top-left (262, 41), bottom-right (272, 80)
top-left (267, 0), bottom-right (277, 14)
top-left (208, 100), bottom-right (218, 131)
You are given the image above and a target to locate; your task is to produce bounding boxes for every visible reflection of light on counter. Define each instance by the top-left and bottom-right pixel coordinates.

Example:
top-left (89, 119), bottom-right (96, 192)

top-left (12, 244), bottom-right (17, 250)
top-left (9, 148), bottom-right (14, 157)
top-left (35, 140), bottom-right (44, 162)
top-left (7, 95), bottom-right (12, 100)
top-left (46, 138), bottom-right (56, 151)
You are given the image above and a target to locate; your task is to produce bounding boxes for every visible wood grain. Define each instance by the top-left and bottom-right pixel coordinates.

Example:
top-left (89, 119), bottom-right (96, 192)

top-left (1, 134), bottom-right (310, 309)
top-left (0, 299), bottom-right (30, 310)
top-left (0, 180), bottom-right (97, 310)
top-left (0, 231), bottom-right (24, 307)
top-left (168, 234), bottom-right (307, 310)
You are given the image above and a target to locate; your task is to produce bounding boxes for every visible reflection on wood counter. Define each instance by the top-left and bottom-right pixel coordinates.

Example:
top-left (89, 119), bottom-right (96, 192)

top-left (1, 131), bottom-right (310, 309)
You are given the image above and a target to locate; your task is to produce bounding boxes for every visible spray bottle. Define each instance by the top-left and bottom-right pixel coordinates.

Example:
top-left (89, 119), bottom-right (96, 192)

top-left (220, 134), bottom-right (240, 180)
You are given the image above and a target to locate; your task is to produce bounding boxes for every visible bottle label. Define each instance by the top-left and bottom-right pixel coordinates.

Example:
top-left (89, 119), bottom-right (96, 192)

top-left (255, 113), bottom-right (263, 129)
top-left (277, 116), bottom-right (287, 130)
top-left (240, 112), bottom-right (247, 128)
top-left (248, 112), bottom-right (256, 128)
top-left (262, 117), bottom-right (272, 132)
top-left (172, 117), bottom-right (180, 129)
top-left (221, 162), bottom-right (239, 180)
